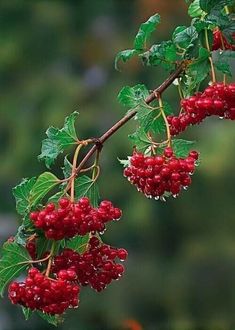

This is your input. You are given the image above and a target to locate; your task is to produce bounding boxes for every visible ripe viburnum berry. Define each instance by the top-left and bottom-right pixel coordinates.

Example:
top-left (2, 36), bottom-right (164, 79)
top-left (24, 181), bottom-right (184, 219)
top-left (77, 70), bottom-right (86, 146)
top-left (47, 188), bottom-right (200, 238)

top-left (8, 268), bottom-right (80, 315)
top-left (212, 29), bottom-right (235, 51)
top-left (30, 197), bottom-right (122, 240)
top-left (168, 82), bottom-right (235, 136)
top-left (52, 237), bottom-right (128, 292)
top-left (123, 148), bottom-right (199, 199)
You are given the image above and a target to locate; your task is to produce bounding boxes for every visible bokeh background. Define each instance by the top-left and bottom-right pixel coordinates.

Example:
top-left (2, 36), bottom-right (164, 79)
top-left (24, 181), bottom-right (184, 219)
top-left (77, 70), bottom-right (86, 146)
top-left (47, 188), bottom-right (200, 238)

top-left (1, 1), bottom-right (235, 329)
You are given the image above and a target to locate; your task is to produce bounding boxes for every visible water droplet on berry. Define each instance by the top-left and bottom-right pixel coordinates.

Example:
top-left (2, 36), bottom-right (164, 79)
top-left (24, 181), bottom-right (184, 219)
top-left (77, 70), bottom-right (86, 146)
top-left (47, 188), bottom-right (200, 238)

top-left (183, 186), bottom-right (188, 190)
top-left (219, 116), bottom-right (224, 119)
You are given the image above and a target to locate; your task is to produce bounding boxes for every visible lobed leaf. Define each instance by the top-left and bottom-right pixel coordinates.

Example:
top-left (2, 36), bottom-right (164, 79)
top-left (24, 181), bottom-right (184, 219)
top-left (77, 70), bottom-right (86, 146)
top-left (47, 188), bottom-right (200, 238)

top-left (172, 139), bottom-right (196, 158)
top-left (37, 311), bottom-right (63, 326)
top-left (13, 177), bottom-right (37, 216)
top-left (0, 242), bottom-right (30, 296)
top-left (188, 0), bottom-right (206, 17)
top-left (29, 172), bottom-right (59, 207)
top-left (128, 128), bottom-right (152, 153)
top-left (134, 14), bottom-right (161, 51)
top-left (38, 112), bottom-right (79, 168)
top-left (115, 49), bottom-right (138, 70)
top-left (65, 234), bottom-right (89, 254)
top-left (75, 175), bottom-right (100, 207)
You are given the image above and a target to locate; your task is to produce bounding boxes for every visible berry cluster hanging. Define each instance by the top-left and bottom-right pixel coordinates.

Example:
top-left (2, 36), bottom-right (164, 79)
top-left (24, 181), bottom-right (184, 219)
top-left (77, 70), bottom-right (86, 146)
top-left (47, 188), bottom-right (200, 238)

top-left (0, 0), bottom-right (234, 325)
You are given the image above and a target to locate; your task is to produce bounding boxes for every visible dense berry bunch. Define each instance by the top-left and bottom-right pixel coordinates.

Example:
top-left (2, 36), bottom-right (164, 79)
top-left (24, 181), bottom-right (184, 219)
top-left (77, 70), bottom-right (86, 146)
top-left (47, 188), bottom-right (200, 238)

top-left (30, 197), bottom-right (122, 240)
top-left (212, 29), bottom-right (235, 51)
top-left (52, 237), bottom-right (128, 292)
top-left (123, 147), bottom-right (198, 199)
top-left (168, 82), bottom-right (235, 136)
top-left (8, 268), bottom-right (80, 315)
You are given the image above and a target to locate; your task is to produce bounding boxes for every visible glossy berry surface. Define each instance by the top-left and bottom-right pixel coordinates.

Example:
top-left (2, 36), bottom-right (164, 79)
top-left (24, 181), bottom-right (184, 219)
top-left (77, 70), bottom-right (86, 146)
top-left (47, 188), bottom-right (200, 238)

top-left (212, 29), bottom-right (235, 51)
top-left (8, 268), bottom-right (80, 315)
top-left (30, 197), bottom-right (122, 240)
top-left (123, 148), bottom-right (198, 200)
top-left (168, 83), bottom-right (235, 136)
top-left (52, 237), bottom-right (127, 292)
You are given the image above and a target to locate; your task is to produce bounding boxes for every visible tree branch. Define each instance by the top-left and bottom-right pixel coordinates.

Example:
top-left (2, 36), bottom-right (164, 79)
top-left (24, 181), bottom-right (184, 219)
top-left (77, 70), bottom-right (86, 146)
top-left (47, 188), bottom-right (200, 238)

top-left (75, 63), bottom-right (184, 177)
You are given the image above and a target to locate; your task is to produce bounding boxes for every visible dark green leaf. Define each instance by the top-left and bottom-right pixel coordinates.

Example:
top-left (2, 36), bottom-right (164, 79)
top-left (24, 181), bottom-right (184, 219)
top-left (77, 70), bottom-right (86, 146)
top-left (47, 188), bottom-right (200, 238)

top-left (186, 47), bottom-right (210, 87)
top-left (13, 177), bottom-right (36, 216)
top-left (118, 84), bottom-right (149, 108)
top-left (172, 139), bottom-right (196, 158)
top-left (38, 112), bottom-right (79, 168)
top-left (65, 234), bottom-right (89, 253)
top-left (75, 175), bottom-right (100, 207)
top-left (62, 156), bottom-right (73, 178)
top-left (134, 14), bottom-right (161, 51)
top-left (0, 242), bottom-right (30, 296)
top-left (22, 307), bottom-right (32, 320)
top-left (173, 25), bottom-right (198, 50)
top-left (36, 236), bottom-right (52, 259)
top-left (214, 50), bottom-right (235, 76)
top-left (115, 49), bottom-right (138, 70)
top-left (199, 0), bottom-right (234, 13)
top-left (128, 128), bottom-right (152, 153)
top-left (29, 172), bottom-right (59, 207)
top-left (37, 311), bottom-right (63, 326)
top-left (141, 41), bottom-right (178, 70)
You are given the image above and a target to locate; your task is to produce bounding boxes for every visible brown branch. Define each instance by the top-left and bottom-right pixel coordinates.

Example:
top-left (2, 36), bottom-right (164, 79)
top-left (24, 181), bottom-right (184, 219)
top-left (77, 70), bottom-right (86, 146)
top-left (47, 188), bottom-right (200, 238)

top-left (74, 63), bottom-right (184, 177)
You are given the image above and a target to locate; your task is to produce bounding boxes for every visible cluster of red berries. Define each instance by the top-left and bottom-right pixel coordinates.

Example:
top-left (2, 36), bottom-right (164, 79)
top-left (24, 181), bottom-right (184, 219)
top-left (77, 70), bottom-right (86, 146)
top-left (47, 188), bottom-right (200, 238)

top-left (30, 197), bottom-right (122, 240)
top-left (8, 268), bottom-right (80, 315)
top-left (52, 236), bottom-right (128, 292)
top-left (212, 29), bottom-right (235, 51)
top-left (167, 83), bottom-right (235, 136)
top-left (123, 147), bottom-right (198, 199)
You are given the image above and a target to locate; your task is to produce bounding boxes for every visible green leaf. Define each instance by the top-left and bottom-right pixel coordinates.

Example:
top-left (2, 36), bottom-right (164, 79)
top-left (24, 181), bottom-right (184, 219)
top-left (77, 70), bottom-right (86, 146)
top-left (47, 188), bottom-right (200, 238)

top-left (36, 236), bottom-right (51, 259)
top-left (29, 172), bottom-right (59, 207)
top-left (75, 175), bottom-right (100, 207)
top-left (48, 191), bottom-right (67, 203)
top-left (188, 0), bottom-right (206, 17)
top-left (141, 41), bottom-right (178, 70)
top-left (115, 49), bottom-right (138, 70)
top-left (186, 47), bottom-right (210, 86)
top-left (118, 84), bottom-right (149, 108)
top-left (173, 25), bottom-right (198, 50)
top-left (13, 177), bottom-right (36, 216)
top-left (134, 14), bottom-right (161, 51)
top-left (199, 0), bottom-right (234, 13)
top-left (0, 242), bottom-right (30, 296)
top-left (38, 112), bottom-right (79, 168)
top-left (128, 128), bottom-right (152, 153)
top-left (214, 50), bottom-right (235, 76)
top-left (65, 234), bottom-right (89, 254)
top-left (37, 311), bottom-right (63, 326)
top-left (22, 307), bottom-right (32, 320)
top-left (62, 156), bottom-right (73, 178)
top-left (118, 158), bottom-right (130, 168)
top-left (172, 139), bottom-right (196, 158)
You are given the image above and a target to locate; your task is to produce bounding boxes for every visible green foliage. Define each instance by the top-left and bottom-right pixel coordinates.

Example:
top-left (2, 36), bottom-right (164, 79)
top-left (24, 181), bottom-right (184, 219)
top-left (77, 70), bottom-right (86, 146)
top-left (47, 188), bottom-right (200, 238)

top-left (188, 47), bottom-right (210, 79)
top-left (188, 0), bottom-right (206, 17)
top-left (129, 128), bottom-right (152, 153)
top-left (173, 25), bottom-right (198, 50)
top-left (38, 112), bottom-right (79, 168)
top-left (214, 50), bottom-right (235, 76)
top-left (65, 234), bottom-right (89, 253)
top-left (37, 311), bottom-right (63, 326)
top-left (75, 175), bottom-right (100, 207)
top-left (29, 172), bottom-right (59, 207)
top-left (0, 242), bottom-right (30, 296)
top-left (172, 139), bottom-right (196, 157)
top-left (134, 14), bottom-right (161, 51)
top-left (13, 177), bottom-right (36, 216)
top-left (22, 307), bottom-right (32, 320)
top-left (118, 84), bottom-right (149, 109)
top-left (115, 14), bottom-right (160, 68)
top-left (36, 236), bottom-right (51, 259)
top-left (199, 0), bottom-right (234, 13)
top-left (141, 41), bottom-right (178, 70)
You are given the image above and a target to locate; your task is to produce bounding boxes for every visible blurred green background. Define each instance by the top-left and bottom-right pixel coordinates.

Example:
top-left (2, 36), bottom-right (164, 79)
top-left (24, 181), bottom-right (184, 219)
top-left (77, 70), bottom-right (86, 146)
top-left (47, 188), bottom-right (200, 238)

top-left (1, 1), bottom-right (235, 329)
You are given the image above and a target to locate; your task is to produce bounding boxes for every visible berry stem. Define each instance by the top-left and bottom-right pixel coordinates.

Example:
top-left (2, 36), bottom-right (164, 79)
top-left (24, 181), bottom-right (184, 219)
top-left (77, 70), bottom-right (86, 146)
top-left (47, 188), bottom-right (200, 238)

top-left (70, 144), bottom-right (83, 203)
top-left (224, 5), bottom-right (229, 14)
top-left (205, 29), bottom-right (216, 83)
top-left (45, 240), bottom-right (56, 277)
top-left (92, 150), bottom-right (100, 181)
top-left (158, 94), bottom-right (171, 147)
top-left (73, 64), bottom-right (185, 178)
